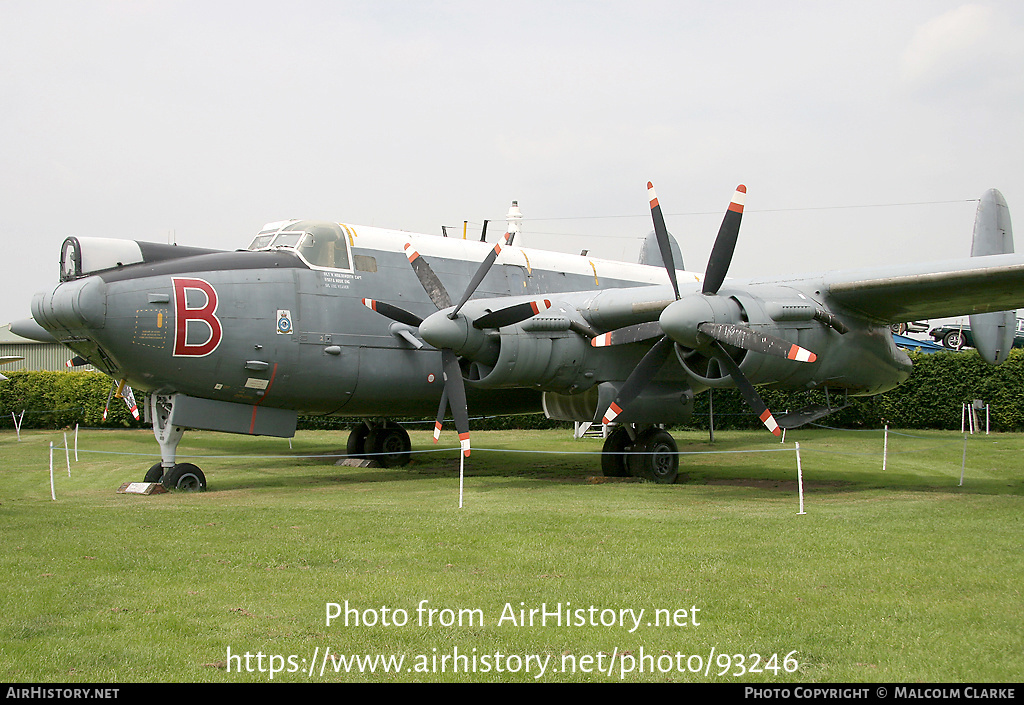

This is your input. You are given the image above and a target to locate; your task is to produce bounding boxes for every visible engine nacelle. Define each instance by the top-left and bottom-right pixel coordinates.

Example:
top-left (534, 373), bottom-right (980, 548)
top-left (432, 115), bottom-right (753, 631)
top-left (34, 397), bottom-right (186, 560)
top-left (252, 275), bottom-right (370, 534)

top-left (543, 382), bottom-right (694, 424)
top-left (470, 327), bottom-right (594, 394)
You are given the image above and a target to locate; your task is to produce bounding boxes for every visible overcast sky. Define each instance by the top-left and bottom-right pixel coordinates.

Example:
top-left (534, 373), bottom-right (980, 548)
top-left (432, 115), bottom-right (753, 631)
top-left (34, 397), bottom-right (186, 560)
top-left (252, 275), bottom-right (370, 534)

top-left (2, 1), bottom-right (1023, 326)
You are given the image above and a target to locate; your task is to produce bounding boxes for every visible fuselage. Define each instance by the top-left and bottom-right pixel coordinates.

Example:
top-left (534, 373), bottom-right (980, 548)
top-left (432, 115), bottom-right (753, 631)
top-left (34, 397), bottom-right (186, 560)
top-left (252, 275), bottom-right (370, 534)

top-left (31, 220), bottom-right (912, 422)
top-left (32, 223), bottom-right (679, 417)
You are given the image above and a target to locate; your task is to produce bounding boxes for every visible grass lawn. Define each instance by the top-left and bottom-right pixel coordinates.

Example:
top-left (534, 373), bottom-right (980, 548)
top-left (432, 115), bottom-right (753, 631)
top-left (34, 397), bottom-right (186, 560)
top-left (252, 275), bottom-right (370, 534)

top-left (0, 426), bottom-right (1021, 682)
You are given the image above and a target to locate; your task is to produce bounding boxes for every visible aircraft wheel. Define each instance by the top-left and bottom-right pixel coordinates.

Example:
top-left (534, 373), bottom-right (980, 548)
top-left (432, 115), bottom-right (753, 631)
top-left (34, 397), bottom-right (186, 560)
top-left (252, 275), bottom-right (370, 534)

top-left (627, 428), bottom-right (679, 484)
top-left (600, 426), bottom-right (632, 477)
top-left (943, 331), bottom-right (963, 349)
top-left (365, 423), bottom-right (411, 468)
top-left (346, 422), bottom-right (371, 458)
top-left (144, 462), bottom-right (165, 483)
top-left (161, 463), bottom-right (207, 491)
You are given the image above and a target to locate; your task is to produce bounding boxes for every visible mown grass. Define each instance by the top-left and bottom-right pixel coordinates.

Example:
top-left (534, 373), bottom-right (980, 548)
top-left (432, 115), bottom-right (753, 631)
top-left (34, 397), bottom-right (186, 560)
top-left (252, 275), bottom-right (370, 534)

top-left (0, 426), bottom-right (1021, 683)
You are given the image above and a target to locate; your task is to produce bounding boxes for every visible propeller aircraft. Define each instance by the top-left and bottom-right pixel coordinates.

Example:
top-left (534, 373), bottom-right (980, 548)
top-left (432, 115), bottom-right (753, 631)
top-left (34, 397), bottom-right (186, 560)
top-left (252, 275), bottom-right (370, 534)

top-left (0, 355), bottom-right (24, 382)
top-left (15, 182), bottom-right (1023, 490)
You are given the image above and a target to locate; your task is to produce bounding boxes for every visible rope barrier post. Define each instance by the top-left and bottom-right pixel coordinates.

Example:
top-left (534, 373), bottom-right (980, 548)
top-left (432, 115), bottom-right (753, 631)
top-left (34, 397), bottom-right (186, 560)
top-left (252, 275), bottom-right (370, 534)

top-left (961, 403), bottom-right (966, 434)
top-left (64, 432), bottom-right (71, 477)
top-left (959, 435), bottom-right (967, 487)
top-left (49, 442), bottom-right (56, 501)
top-left (74, 424), bottom-right (79, 462)
top-left (882, 424), bottom-right (888, 474)
top-left (459, 452), bottom-right (465, 509)
top-left (795, 442), bottom-right (806, 515)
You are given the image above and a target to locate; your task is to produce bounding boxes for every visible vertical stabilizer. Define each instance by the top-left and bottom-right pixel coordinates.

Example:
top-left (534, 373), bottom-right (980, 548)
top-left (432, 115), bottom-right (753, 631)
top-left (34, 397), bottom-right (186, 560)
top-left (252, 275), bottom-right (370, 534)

top-left (970, 189), bottom-right (1015, 365)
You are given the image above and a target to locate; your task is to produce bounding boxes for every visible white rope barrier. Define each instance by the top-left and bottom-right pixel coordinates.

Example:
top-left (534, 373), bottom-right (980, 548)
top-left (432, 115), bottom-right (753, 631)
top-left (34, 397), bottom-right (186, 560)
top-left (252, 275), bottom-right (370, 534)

top-left (38, 425), bottom-right (998, 507)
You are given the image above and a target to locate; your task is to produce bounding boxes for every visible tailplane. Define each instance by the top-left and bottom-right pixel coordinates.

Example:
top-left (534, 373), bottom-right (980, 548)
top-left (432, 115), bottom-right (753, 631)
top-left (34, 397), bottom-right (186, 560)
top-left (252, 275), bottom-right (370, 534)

top-left (970, 189), bottom-right (1016, 365)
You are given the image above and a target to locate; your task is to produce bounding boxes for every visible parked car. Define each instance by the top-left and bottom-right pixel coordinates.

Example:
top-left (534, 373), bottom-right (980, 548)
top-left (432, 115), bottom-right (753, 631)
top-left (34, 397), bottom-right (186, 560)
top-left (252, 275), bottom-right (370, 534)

top-left (889, 321), bottom-right (929, 336)
top-left (929, 318), bottom-right (1024, 349)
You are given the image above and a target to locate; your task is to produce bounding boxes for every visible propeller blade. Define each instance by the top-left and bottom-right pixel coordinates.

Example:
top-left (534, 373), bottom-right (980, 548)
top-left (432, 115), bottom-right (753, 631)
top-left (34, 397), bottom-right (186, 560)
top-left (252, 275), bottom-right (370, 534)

top-left (648, 182), bottom-right (680, 300)
top-left (122, 383), bottom-right (140, 420)
top-left (600, 336), bottom-right (674, 424)
top-left (441, 350), bottom-right (471, 457)
top-left (702, 185), bottom-right (746, 295)
top-left (433, 384), bottom-right (449, 443)
top-left (591, 321), bottom-right (664, 348)
top-left (404, 243), bottom-right (452, 309)
top-left (697, 322), bottom-right (817, 362)
top-left (708, 340), bottom-right (781, 436)
top-left (102, 380), bottom-right (116, 422)
top-left (361, 298), bottom-right (423, 327)
top-left (473, 298), bottom-right (552, 329)
top-left (451, 233), bottom-right (511, 318)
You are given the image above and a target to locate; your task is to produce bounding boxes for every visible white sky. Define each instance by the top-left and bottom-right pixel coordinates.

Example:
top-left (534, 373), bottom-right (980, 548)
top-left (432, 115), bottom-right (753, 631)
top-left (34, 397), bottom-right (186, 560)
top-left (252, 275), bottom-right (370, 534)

top-left (2, 0), bottom-right (1023, 326)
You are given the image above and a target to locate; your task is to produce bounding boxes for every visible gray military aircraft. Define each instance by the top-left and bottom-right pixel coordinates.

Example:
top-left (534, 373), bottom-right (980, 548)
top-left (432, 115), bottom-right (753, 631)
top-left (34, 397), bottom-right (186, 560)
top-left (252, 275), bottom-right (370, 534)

top-left (15, 183), bottom-right (1023, 490)
top-left (0, 355), bottom-right (24, 381)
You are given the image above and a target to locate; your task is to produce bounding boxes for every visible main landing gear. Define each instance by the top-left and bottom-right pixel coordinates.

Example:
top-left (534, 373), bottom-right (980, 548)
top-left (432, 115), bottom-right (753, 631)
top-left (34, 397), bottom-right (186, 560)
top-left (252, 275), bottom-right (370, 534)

top-left (346, 420), bottom-right (412, 468)
top-left (141, 394), bottom-right (207, 491)
top-left (601, 424), bottom-right (679, 484)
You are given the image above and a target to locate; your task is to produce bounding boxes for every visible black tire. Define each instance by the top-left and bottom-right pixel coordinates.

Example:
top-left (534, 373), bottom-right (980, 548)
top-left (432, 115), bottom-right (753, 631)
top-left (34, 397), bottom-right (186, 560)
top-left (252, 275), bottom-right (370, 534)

top-left (346, 422), bottom-right (372, 458)
top-left (943, 331), bottom-right (963, 349)
top-left (627, 428), bottom-right (679, 484)
top-left (144, 462), bottom-right (166, 483)
top-left (600, 426), bottom-right (632, 478)
top-left (161, 463), bottom-right (207, 491)
top-left (890, 323), bottom-right (906, 335)
top-left (365, 423), bottom-right (411, 468)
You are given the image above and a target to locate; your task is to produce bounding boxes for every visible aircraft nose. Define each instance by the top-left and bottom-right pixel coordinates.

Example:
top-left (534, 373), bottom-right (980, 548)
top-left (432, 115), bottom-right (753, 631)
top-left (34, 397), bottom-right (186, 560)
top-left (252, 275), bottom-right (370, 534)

top-left (31, 275), bottom-right (108, 336)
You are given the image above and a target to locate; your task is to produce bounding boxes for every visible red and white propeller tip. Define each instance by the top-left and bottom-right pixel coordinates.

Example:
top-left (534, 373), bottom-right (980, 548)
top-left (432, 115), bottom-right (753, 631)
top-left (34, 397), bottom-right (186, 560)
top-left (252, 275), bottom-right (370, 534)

top-left (786, 344), bottom-right (816, 363)
top-left (729, 185), bottom-right (747, 213)
top-left (759, 409), bottom-right (781, 436)
top-left (602, 402), bottom-right (623, 425)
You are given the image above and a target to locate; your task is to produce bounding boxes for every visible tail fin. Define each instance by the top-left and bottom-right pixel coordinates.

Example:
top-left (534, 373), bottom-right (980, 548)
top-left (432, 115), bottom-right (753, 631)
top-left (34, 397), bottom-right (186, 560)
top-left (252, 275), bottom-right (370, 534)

top-left (970, 189), bottom-right (1016, 365)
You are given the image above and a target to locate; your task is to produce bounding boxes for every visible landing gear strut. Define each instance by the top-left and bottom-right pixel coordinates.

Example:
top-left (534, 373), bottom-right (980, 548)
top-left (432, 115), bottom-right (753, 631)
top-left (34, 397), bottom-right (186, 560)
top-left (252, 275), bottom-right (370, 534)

top-left (601, 424), bottom-right (679, 484)
top-left (346, 420), bottom-right (412, 468)
top-left (143, 394), bottom-right (207, 491)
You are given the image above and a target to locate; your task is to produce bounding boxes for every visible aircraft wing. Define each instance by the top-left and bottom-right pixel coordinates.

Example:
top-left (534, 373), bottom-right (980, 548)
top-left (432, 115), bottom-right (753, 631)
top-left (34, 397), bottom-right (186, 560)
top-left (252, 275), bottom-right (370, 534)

top-left (758, 253), bottom-right (1024, 324)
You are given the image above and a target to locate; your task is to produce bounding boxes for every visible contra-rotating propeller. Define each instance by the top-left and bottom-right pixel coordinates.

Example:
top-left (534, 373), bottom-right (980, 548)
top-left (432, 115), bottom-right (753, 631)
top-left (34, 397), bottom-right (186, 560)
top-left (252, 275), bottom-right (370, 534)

top-left (595, 182), bottom-right (817, 436)
top-left (362, 233), bottom-right (552, 456)
top-left (63, 355), bottom-right (141, 421)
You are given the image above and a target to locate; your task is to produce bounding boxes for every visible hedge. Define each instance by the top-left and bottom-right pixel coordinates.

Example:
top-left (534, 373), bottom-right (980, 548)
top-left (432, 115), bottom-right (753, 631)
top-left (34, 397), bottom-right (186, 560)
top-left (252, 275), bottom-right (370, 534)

top-left (2, 349), bottom-right (1023, 432)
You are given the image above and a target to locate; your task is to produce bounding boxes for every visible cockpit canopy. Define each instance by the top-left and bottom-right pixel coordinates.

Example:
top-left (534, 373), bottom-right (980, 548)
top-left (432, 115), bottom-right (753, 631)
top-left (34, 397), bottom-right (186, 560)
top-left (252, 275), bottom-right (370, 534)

top-left (247, 220), bottom-right (351, 270)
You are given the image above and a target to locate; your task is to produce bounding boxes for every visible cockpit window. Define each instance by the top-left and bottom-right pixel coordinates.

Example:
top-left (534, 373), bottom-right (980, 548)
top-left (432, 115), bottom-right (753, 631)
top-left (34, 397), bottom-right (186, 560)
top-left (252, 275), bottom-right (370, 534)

top-left (294, 223), bottom-right (350, 270)
top-left (272, 231), bottom-right (304, 249)
top-left (246, 221), bottom-right (351, 270)
top-left (247, 233), bottom-right (276, 250)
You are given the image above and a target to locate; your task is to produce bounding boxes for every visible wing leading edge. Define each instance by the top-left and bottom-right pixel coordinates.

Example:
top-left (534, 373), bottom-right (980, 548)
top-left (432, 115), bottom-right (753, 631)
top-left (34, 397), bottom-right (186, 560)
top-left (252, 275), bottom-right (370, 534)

top-left (821, 252), bottom-right (1024, 323)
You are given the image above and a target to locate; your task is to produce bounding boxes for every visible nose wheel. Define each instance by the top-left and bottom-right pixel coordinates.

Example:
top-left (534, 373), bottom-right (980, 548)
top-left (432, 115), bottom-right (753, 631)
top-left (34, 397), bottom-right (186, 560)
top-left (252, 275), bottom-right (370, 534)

top-left (143, 461), bottom-right (207, 491)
